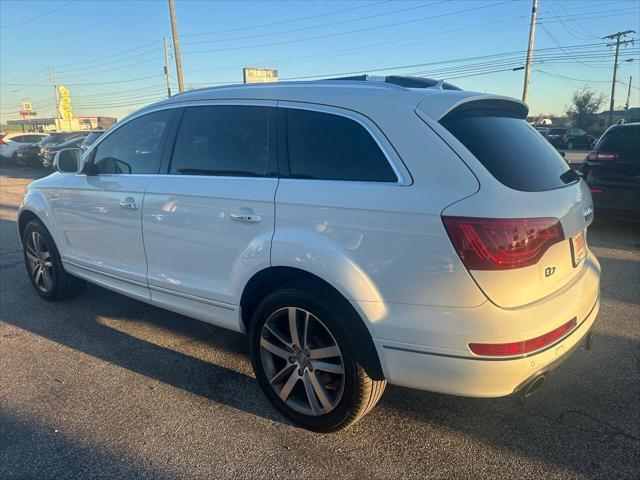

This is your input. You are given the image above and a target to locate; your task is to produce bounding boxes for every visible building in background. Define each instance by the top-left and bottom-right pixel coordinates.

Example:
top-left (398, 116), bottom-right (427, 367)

top-left (6, 115), bottom-right (117, 133)
top-left (243, 67), bottom-right (278, 84)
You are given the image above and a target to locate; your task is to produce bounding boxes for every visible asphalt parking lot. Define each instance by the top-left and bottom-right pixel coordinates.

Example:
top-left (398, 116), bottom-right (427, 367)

top-left (1, 162), bottom-right (638, 479)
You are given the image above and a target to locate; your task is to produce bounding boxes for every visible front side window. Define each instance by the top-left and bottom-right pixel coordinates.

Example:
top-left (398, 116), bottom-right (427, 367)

top-left (170, 105), bottom-right (271, 177)
top-left (285, 108), bottom-right (397, 182)
top-left (92, 109), bottom-right (172, 174)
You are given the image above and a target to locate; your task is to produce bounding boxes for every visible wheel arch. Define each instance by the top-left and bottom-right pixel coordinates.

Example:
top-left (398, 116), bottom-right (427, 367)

top-left (240, 266), bottom-right (385, 380)
top-left (17, 209), bottom-right (43, 243)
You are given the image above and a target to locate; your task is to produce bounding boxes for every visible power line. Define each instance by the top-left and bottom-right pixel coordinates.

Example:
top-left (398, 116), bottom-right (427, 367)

top-left (0, 0), bottom-right (75, 29)
top-left (182, 0), bottom-right (389, 37)
top-left (182, 0), bottom-right (449, 47)
top-left (182, 0), bottom-right (516, 55)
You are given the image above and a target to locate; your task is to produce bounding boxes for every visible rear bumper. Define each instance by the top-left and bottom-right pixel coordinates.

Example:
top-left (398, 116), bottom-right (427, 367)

top-left (368, 252), bottom-right (600, 397)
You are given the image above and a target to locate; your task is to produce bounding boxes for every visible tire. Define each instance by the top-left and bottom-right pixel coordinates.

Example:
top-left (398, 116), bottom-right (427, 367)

top-left (249, 285), bottom-right (386, 432)
top-left (22, 219), bottom-right (85, 301)
top-left (11, 152), bottom-right (20, 165)
top-left (566, 140), bottom-right (573, 150)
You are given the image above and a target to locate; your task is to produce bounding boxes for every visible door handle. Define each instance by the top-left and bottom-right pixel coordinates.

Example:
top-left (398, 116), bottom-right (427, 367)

top-left (230, 213), bottom-right (261, 223)
top-left (119, 197), bottom-right (138, 210)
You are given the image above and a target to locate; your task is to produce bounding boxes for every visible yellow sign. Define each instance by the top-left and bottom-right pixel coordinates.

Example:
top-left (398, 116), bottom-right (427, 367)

top-left (58, 86), bottom-right (73, 120)
top-left (243, 67), bottom-right (278, 84)
top-left (22, 101), bottom-right (32, 112)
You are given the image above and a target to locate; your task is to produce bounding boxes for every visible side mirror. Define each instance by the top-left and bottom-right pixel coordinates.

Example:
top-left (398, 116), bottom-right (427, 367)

top-left (55, 148), bottom-right (83, 173)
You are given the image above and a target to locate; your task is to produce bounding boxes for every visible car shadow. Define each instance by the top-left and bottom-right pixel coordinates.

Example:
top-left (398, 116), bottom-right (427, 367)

top-left (1, 215), bottom-right (639, 478)
top-left (0, 163), bottom-right (49, 181)
top-left (0, 411), bottom-right (171, 479)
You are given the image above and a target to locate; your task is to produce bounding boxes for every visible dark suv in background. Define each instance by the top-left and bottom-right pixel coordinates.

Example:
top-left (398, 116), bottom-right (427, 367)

top-left (581, 123), bottom-right (640, 221)
top-left (547, 127), bottom-right (596, 150)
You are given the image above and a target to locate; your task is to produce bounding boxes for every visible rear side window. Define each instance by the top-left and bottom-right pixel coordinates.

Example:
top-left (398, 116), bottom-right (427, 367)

top-left (170, 105), bottom-right (272, 177)
top-left (441, 115), bottom-right (572, 191)
top-left (597, 126), bottom-right (640, 160)
top-left (285, 108), bottom-right (397, 182)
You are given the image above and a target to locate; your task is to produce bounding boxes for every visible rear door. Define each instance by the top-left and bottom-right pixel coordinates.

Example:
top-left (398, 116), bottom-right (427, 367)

top-left (432, 104), bottom-right (593, 308)
top-left (142, 102), bottom-right (277, 328)
top-left (585, 125), bottom-right (640, 212)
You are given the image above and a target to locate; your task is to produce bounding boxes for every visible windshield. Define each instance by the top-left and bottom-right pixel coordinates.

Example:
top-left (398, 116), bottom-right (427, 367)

top-left (441, 115), bottom-right (573, 192)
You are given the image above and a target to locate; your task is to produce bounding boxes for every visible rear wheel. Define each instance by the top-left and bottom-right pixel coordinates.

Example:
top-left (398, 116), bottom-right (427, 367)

top-left (22, 219), bottom-right (85, 301)
top-left (249, 286), bottom-right (386, 432)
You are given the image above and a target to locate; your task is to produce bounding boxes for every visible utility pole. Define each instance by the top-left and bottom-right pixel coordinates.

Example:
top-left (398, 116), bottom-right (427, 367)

top-left (604, 30), bottom-right (635, 125)
top-left (168, 0), bottom-right (185, 92)
top-left (163, 36), bottom-right (172, 98)
top-left (522, 0), bottom-right (539, 103)
top-left (625, 75), bottom-right (632, 121)
top-left (49, 67), bottom-right (60, 130)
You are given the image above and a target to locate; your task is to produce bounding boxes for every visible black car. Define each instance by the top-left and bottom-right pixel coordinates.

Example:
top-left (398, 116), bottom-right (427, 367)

top-left (547, 127), bottom-right (595, 150)
top-left (17, 131), bottom-right (87, 166)
top-left (580, 123), bottom-right (640, 221)
top-left (42, 135), bottom-right (87, 169)
top-left (79, 130), bottom-right (105, 151)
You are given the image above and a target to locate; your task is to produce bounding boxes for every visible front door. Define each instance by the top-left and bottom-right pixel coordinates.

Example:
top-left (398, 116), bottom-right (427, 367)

top-left (142, 102), bottom-right (277, 329)
top-left (58, 109), bottom-right (175, 301)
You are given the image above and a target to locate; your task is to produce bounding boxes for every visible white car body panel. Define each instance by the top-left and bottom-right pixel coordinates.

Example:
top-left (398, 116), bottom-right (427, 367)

top-left (0, 133), bottom-right (47, 158)
top-left (143, 175), bottom-right (277, 331)
top-left (18, 81), bottom-right (600, 398)
top-left (58, 173), bottom-right (154, 301)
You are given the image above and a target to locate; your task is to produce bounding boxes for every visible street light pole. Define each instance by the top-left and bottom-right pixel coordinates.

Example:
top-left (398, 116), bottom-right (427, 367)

top-left (168, 0), bottom-right (185, 92)
top-left (522, 0), bottom-right (539, 103)
top-left (49, 67), bottom-right (60, 130)
top-left (163, 36), bottom-right (172, 98)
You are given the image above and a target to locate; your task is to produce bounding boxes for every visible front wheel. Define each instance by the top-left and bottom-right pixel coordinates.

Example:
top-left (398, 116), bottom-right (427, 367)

top-left (566, 140), bottom-right (574, 150)
top-left (22, 219), bottom-right (85, 301)
top-left (250, 287), bottom-right (386, 432)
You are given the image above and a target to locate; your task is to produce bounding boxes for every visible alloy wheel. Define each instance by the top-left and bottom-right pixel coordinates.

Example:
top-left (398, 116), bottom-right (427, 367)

top-left (259, 307), bottom-right (345, 416)
top-left (25, 231), bottom-right (54, 293)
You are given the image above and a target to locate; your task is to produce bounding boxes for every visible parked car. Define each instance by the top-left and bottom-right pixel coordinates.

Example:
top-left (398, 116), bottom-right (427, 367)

top-left (547, 127), bottom-right (595, 150)
top-left (79, 130), bottom-right (105, 151)
top-left (580, 123), bottom-right (640, 220)
top-left (18, 79), bottom-right (600, 432)
top-left (41, 135), bottom-right (87, 169)
top-left (0, 132), bottom-right (48, 162)
top-left (16, 131), bottom-right (87, 167)
top-left (534, 126), bottom-right (549, 137)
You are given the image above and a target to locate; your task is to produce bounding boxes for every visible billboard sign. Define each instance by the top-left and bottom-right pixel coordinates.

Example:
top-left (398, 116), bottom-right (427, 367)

top-left (243, 67), bottom-right (278, 84)
top-left (58, 86), bottom-right (73, 120)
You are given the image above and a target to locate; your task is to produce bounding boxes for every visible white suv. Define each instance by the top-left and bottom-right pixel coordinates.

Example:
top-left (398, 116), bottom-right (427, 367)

top-left (18, 79), bottom-right (600, 431)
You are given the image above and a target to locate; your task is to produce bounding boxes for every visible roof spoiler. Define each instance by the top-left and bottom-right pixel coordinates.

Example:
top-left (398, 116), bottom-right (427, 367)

top-left (418, 94), bottom-right (529, 121)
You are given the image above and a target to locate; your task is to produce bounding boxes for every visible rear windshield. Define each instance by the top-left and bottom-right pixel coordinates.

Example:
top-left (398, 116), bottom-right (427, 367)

top-left (441, 115), bottom-right (572, 192)
top-left (597, 125), bottom-right (640, 159)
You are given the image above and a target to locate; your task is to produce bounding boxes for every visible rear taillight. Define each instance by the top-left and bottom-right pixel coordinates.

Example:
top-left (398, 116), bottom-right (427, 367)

top-left (590, 187), bottom-right (604, 194)
top-left (587, 151), bottom-right (618, 161)
top-left (468, 317), bottom-right (577, 356)
top-left (442, 216), bottom-right (564, 270)
top-left (0, 135), bottom-right (6, 146)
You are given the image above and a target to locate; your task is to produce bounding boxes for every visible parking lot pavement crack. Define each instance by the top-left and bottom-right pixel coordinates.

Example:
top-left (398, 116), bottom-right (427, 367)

top-left (553, 410), bottom-right (640, 443)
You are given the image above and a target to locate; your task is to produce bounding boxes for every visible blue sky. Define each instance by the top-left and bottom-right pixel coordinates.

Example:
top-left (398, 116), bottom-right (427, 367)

top-left (1, 0), bottom-right (638, 122)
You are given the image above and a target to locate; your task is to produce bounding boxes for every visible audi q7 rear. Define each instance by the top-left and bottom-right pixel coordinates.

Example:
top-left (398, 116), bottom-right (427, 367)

top-left (19, 79), bottom-right (599, 431)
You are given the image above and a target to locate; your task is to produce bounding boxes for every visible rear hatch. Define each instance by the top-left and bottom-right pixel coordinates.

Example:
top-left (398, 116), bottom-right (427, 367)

top-left (582, 124), bottom-right (640, 207)
top-left (428, 98), bottom-right (594, 308)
